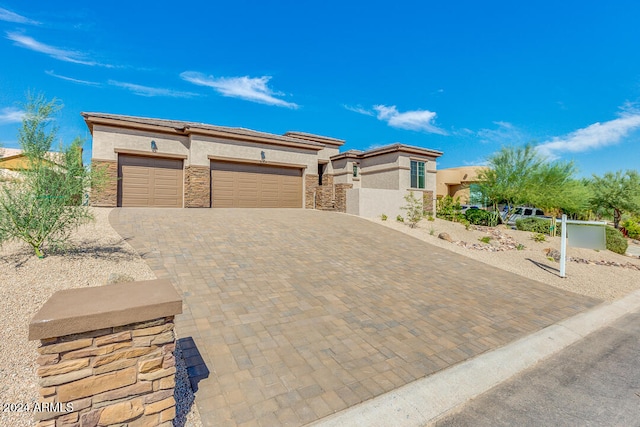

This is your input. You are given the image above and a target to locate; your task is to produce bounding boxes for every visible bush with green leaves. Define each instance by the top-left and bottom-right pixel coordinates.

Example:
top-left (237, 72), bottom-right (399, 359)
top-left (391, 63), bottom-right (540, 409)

top-left (0, 93), bottom-right (106, 258)
top-left (515, 217), bottom-right (551, 234)
top-left (465, 208), bottom-right (491, 226)
top-left (396, 215), bottom-right (404, 222)
top-left (436, 195), bottom-right (464, 222)
top-left (605, 226), bottom-right (628, 255)
top-left (401, 191), bottom-right (424, 228)
top-left (621, 218), bottom-right (640, 239)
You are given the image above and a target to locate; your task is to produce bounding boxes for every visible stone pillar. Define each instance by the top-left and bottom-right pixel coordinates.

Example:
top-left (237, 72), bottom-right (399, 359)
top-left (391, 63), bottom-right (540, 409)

top-left (184, 165), bottom-right (211, 208)
top-left (305, 174), bottom-right (318, 209)
top-left (90, 160), bottom-right (117, 207)
top-left (29, 279), bottom-right (182, 427)
top-left (422, 190), bottom-right (435, 215)
top-left (334, 183), bottom-right (353, 213)
top-left (316, 175), bottom-right (334, 209)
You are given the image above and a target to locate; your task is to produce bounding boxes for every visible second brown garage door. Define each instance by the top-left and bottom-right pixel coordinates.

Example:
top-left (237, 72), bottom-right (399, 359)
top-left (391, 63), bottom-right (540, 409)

top-left (118, 155), bottom-right (183, 207)
top-left (211, 161), bottom-right (302, 208)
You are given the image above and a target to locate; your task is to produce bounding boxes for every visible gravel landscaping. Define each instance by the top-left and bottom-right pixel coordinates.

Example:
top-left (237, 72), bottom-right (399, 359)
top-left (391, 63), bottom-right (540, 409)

top-left (0, 208), bottom-right (201, 427)
top-left (375, 217), bottom-right (640, 301)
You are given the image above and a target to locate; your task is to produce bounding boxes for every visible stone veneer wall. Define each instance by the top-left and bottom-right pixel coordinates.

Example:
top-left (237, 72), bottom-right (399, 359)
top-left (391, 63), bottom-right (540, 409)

top-left (29, 279), bottom-right (182, 427)
top-left (334, 183), bottom-right (353, 213)
top-left (422, 190), bottom-right (435, 215)
top-left (184, 165), bottom-right (211, 208)
top-left (316, 174), bottom-right (334, 210)
top-left (304, 174), bottom-right (318, 209)
top-left (90, 160), bottom-right (117, 207)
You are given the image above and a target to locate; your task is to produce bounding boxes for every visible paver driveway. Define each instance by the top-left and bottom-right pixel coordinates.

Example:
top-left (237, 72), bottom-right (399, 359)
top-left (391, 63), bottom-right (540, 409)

top-left (109, 208), bottom-right (600, 427)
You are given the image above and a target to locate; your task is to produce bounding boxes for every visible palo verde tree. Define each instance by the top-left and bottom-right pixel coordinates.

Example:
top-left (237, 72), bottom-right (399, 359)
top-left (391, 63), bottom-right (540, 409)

top-left (475, 142), bottom-right (589, 217)
top-left (589, 170), bottom-right (640, 229)
top-left (0, 93), bottom-right (105, 257)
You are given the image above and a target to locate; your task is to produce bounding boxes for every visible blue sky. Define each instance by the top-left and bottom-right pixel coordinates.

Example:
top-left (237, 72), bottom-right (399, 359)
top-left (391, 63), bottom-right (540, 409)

top-left (1, 1), bottom-right (640, 176)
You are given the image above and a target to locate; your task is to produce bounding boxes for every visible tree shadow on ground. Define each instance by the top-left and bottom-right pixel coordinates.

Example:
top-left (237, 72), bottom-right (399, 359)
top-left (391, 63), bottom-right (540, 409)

top-left (1, 237), bottom-right (142, 267)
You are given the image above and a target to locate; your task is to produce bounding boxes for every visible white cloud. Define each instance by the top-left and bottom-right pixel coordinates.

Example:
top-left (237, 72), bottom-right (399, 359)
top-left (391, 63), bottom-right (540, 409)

top-left (0, 107), bottom-right (25, 124)
top-left (6, 32), bottom-right (111, 67)
top-left (373, 105), bottom-right (447, 135)
top-left (0, 8), bottom-right (39, 25)
top-left (108, 80), bottom-right (197, 98)
top-left (180, 71), bottom-right (298, 109)
top-left (46, 70), bottom-right (100, 86)
top-left (537, 110), bottom-right (640, 159)
top-left (475, 121), bottom-right (527, 145)
top-left (343, 104), bottom-right (374, 116)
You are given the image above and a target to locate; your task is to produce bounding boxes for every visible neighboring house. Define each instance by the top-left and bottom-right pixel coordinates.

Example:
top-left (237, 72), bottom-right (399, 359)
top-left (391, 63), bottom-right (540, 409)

top-left (0, 148), bottom-right (67, 181)
top-left (84, 112), bottom-right (442, 218)
top-left (436, 166), bottom-right (488, 206)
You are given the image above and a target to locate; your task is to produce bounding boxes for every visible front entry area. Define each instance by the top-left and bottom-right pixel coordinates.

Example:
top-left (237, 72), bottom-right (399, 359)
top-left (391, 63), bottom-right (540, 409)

top-left (210, 161), bottom-right (303, 208)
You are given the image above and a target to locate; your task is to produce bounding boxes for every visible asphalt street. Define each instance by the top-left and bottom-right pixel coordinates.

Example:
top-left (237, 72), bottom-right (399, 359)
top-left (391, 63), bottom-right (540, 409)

top-left (434, 309), bottom-right (640, 427)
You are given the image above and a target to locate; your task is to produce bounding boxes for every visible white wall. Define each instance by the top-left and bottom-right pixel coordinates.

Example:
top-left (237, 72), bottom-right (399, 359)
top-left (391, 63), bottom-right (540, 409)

top-left (346, 188), bottom-right (419, 219)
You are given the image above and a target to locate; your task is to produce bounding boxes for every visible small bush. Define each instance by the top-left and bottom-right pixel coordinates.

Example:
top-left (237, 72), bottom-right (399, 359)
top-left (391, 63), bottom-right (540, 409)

top-left (396, 215), bottom-right (404, 222)
top-left (479, 236), bottom-right (491, 244)
top-left (606, 226), bottom-right (628, 255)
top-left (401, 191), bottom-right (424, 228)
top-left (465, 209), bottom-right (491, 226)
top-left (517, 244), bottom-right (525, 250)
top-left (460, 218), bottom-right (471, 230)
top-left (429, 227), bottom-right (436, 235)
top-left (381, 214), bottom-right (388, 221)
top-left (427, 215), bottom-right (435, 222)
top-left (532, 233), bottom-right (546, 242)
top-left (436, 195), bottom-right (464, 222)
top-left (622, 219), bottom-right (640, 239)
top-left (516, 217), bottom-right (552, 234)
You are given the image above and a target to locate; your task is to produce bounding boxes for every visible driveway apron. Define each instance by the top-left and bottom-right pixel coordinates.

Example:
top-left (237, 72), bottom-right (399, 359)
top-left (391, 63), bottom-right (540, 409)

top-left (109, 208), bottom-right (600, 427)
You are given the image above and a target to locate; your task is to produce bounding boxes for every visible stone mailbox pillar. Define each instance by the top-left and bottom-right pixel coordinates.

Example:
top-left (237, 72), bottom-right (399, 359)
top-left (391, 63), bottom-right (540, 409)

top-left (28, 279), bottom-right (182, 427)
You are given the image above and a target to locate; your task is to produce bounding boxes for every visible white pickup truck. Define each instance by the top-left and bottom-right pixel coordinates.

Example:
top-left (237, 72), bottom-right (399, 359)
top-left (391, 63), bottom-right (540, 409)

top-left (502, 206), bottom-right (547, 226)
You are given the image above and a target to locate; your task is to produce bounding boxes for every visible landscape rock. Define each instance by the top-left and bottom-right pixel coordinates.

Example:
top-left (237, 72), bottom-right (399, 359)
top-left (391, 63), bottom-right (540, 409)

top-left (438, 232), bottom-right (453, 242)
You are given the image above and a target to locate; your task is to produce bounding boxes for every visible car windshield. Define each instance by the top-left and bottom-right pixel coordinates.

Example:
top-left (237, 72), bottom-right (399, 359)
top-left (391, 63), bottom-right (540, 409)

top-left (513, 208), bottom-right (523, 215)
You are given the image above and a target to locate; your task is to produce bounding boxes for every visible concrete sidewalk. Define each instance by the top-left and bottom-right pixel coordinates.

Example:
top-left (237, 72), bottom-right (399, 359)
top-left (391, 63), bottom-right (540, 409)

top-left (311, 288), bottom-right (640, 427)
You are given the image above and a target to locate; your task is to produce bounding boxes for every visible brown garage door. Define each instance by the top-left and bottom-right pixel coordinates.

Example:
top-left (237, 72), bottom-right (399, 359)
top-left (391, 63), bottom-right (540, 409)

top-left (118, 155), bottom-right (183, 207)
top-left (211, 161), bottom-right (302, 208)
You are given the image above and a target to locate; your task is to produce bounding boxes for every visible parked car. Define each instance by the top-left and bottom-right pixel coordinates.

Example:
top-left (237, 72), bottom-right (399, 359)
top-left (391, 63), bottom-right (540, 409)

top-left (504, 206), bottom-right (546, 226)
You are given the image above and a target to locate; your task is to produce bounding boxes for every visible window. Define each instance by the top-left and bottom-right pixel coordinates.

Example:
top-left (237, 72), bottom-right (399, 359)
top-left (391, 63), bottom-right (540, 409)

top-left (410, 160), bottom-right (425, 189)
top-left (353, 164), bottom-right (358, 177)
top-left (318, 163), bottom-right (325, 185)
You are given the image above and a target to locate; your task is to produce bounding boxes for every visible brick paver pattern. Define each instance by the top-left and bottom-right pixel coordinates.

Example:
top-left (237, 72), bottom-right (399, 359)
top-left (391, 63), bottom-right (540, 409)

top-left (110, 208), bottom-right (600, 427)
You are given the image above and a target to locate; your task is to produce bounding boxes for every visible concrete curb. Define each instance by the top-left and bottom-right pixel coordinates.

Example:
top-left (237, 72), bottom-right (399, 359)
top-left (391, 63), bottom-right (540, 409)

top-left (310, 289), bottom-right (640, 427)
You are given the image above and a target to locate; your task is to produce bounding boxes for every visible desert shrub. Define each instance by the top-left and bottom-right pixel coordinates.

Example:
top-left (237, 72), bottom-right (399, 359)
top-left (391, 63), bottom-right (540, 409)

top-left (401, 191), bottom-right (424, 228)
top-left (516, 217), bottom-right (552, 234)
top-left (436, 196), bottom-right (464, 222)
top-left (465, 209), bottom-right (491, 226)
top-left (532, 233), bottom-right (546, 242)
top-left (479, 236), bottom-right (491, 244)
top-left (606, 226), bottom-right (628, 254)
top-left (621, 219), bottom-right (640, 239)
top-left (396, 215), bottom-right (404, 222)
top-left (381, 214), bottom-right (388, 221)
top-left (460, 218), bottom-right (471, 230)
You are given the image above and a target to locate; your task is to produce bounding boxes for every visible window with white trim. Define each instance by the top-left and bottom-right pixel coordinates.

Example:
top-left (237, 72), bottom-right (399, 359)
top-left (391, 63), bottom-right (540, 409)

top-left (410, 160), bottom-right (425, 189)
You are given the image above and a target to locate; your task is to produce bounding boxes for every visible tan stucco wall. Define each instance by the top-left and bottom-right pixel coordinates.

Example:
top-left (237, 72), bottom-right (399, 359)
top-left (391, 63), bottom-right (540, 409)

top-left (189, 135), bottom-right (320, 171)
top-left (346, 188), bottom-right (413, 219)
top-left (91, 125), bottom-right (190, 163)
top-left (436, 166), bottom-right (486, 199)
top-left (331, 157), bottom-right (361, 188)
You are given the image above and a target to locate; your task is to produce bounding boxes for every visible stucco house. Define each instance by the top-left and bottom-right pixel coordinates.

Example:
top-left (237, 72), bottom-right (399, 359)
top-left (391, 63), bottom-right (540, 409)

top-left (436, 166), bottom-right (488, 206)
top-left (0, 148), bottom-right (68, 181)
top-left (85, 113), bottom-right (442, 218)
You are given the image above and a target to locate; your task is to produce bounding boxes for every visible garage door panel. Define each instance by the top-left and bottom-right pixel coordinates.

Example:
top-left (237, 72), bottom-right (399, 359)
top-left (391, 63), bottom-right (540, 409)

top-left (119, 155), bottom-right (183, 207)
top-left (211, 161), bottom-right (302, 208)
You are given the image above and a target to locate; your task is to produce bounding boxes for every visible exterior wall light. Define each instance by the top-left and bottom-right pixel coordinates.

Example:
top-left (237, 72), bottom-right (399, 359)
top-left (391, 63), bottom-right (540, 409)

top-left (151, 140), bottom-right (158, 152)
top-left (261, 151), bottom-right (266, 162)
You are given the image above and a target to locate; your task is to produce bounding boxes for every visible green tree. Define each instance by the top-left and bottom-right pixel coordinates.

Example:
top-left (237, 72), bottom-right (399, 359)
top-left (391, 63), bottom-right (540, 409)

top-left (476, 142), bottom-right (589, 217)
top-left (0, 93), bottom-right (105, 257)
top-left (589, 170), bottom-right (640, 229)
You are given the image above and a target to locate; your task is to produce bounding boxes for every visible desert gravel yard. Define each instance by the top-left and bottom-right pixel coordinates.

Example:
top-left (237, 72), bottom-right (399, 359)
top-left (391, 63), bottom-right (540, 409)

top-left (375, 217), bottom-right (640, 301)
